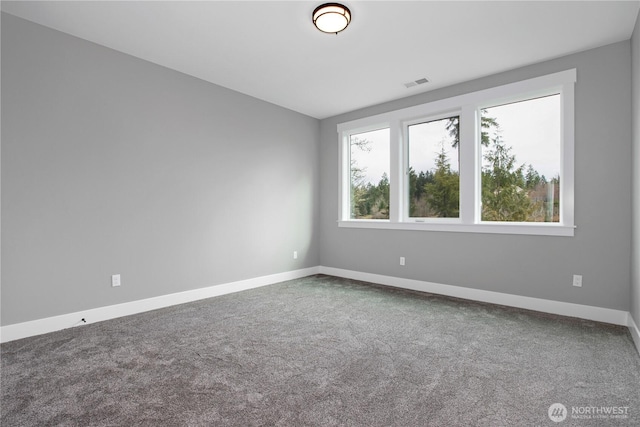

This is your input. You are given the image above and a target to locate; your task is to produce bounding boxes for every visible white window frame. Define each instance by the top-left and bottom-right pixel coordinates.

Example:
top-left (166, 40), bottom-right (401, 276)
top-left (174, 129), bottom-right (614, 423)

top-left (337, 69), bottom-right (576, 237)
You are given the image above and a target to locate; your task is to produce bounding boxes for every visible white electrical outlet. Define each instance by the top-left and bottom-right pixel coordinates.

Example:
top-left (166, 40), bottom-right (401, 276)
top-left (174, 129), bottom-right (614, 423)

top-left (293, 251), bottom-right (298, 259)
top-left (572, 274), bottom-right (582, 287)
top-left (111, 274), bottom-right (121, 287)
top-left (400, 257), bottom-right (406, 266)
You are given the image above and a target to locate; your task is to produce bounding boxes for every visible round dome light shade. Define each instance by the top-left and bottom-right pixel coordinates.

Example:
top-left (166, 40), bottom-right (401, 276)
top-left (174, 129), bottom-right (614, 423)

top-left (313, 3), bottom-right (351, 34)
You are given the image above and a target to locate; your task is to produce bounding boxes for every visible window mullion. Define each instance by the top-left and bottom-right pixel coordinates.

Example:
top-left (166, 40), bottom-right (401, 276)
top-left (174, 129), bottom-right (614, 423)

top-left (339, 131), bottom-right (349, 221)
top-left (389, 121), bottom-right (402, 223)
top-left (560, 84), bottom-right (575, 227)
top-left (458, 105), bottom-right (477, 224)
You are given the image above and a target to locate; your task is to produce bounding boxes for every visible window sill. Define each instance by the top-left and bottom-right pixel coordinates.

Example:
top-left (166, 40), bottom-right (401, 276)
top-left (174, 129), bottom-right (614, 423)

top-left (337, 220), bottom-right (575, 236)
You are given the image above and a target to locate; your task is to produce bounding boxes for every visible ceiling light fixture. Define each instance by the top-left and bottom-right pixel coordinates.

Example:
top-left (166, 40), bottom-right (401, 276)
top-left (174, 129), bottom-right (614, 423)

top-left (313, 3), bottom-right (351, 34)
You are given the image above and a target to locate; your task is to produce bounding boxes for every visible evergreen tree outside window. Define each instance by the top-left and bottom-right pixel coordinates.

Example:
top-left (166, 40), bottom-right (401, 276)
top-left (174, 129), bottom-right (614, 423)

top-left (408, 116), bottom-right (460, 218)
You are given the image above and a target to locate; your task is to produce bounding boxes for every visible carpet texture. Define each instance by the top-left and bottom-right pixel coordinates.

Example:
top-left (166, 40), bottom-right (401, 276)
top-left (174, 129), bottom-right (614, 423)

top-left (1, 274), bottom-right (639, 426)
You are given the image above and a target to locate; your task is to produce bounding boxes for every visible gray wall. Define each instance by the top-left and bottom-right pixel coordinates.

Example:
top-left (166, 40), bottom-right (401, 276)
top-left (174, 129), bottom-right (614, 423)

top-left (2, 11), bottom-right (636, 328)
top-left (632, 10), bottom-right (640, 326)
top-left (1, 13), bottom-right (320, 326)
top-left (319, 41), bottom-right (632, 311)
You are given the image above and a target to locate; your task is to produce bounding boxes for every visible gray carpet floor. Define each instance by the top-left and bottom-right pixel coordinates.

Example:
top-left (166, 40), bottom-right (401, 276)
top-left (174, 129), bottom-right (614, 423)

top-left (1, 274), bottom-right (639, 426)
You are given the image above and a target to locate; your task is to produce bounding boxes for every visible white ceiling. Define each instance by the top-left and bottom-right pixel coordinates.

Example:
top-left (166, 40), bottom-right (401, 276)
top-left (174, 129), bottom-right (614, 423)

top-left (2, 1), bottom-right (639, 119)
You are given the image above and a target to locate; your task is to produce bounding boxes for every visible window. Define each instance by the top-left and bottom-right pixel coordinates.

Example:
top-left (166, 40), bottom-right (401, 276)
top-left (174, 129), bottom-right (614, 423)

top-left (349, 128), bottom-right (390, 219)
top-left (480, 95), bottom-right (561, 223)
top-left (337, 69), bottom-right (576, 236)
top-left (407, 115), bottom-right (460, 219)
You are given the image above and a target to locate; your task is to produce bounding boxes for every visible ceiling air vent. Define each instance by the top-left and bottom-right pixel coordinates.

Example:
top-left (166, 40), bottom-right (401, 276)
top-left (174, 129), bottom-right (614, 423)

top-left (404, 77), bottom-right (429, 88)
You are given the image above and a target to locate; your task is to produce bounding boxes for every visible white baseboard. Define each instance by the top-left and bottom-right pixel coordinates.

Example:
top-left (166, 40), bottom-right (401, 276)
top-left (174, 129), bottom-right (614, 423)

top-left (318, 266), bottom-right (630, 326)
top-left (0, 267), bottom-right (320, 343)
top-left (629, 314), bottom-right (640, 355)
top-left (2, 265), bottom-right (636, 349)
